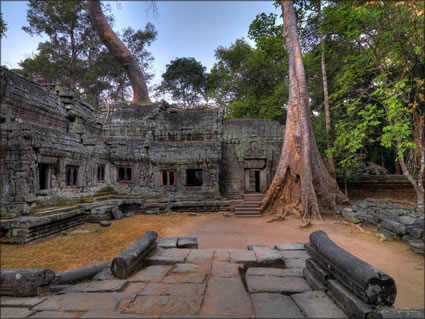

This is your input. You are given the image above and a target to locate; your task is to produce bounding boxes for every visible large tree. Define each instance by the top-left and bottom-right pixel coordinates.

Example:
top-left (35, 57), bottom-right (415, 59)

top-left (157, 57), bottom-right (207, 108)
top-left (261, 0), bottom-right (347, 225)
top-left (86, 0), bottom-right (151, 103)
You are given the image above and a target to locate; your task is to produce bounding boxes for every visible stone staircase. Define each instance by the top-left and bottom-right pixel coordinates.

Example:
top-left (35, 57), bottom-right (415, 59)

top-left (234, 193), bottom-right (264, 217)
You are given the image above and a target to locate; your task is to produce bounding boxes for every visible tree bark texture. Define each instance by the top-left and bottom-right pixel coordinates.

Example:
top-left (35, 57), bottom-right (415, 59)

top-left (317, 1), bottom-right (335, 176)
top-left (86, 0), bottom-right (150, 103)
top-left (261, 0), bottom-right (347, 221)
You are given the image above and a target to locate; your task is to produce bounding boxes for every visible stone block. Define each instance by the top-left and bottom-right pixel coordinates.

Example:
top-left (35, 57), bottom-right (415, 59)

top-left (211, 261), bottom-right (242, 278)
top-left (378, 227), bottom-right (400, 240)
top-left (63, 280), bottom-right (128, 293)
top-left (327, 279), bottom-right (374, 319)
top-left (177, 237), bottom-right (198, 249)
top-left (285, 258), bottom-right (307, 268)
top-left (303, 268), bottom-right (327, 292)
top-left (213, 250), bottom-right (230, 262)
top-left (33, 293), bottom-right (133, 312)
top-left (158, 237), bottom-right (177, 249)
top-left (246, 267), bottom-right (303, 277)
top-left (111, 206), bottom-right (123, 220)
top-left (144, 255), bottom-right (185, 266)
top-left (1, 307), bottom-right (35, 319)
top-left (247, 245), bottom-right (269, 251)
top-left (250, 293), bottom-right (305, 318)
top-left (171, 263), bottom-right (200, 273)
top-left (305, 258), bottom-right (330, 284)
top-left (81, 310), bottom-right (140, 318)
top-left (125, 295), bottom-right (203, 316)
top-left (0, 296), bottom-right (46, 308)
top-left (139, 283), bottom-right (171, 296)
top-left (231, 250), bottom-right (258, 268)
top-left (274, 242), bottom-right (305, 251)
top-left (407, 227), bottom-right (424, 239)
top-left (279, 250), bottom-right (309, 259)
top-left (128, 265), bottom-right (171, 282)
top-left (255, 249), bottom-right (285, 267)
top-left (399, 216), bottom-right (416, 226)
top-left (100, 220), bottom-right (111, 227)
top-left (370, 307), bottom-right (425, 319)
top-left (200, 277), bottom-right (253, 318)
top-left (380, 220), bottom-right (407, 235)
top-left (246, 275), bottom-right (311, 294)
top-left (186, 249), bottom-right (214, 264)
top-left (0, 268), bottom-right (55, 297)
top-left (29, 311), bottom-right (79, 318)
top-left (162, 273), bottom-right (207, 284)
top-left (291, 291), bottom-right (348, 318)
top-left (343, 212), bottom-right (362, 224)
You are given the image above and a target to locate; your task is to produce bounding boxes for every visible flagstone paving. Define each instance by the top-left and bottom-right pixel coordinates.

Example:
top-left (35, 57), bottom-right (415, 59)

top-left (0, 242), bottom-right (351, 319)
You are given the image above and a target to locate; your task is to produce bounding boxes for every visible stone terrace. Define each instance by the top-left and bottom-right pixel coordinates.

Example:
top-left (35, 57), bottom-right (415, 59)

top-left (0, 243), bottom-right (350, 319)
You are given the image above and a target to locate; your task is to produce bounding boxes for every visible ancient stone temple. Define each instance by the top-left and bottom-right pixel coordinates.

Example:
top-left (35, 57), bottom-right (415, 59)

top-left (0, 67), bottom-right (284, 243)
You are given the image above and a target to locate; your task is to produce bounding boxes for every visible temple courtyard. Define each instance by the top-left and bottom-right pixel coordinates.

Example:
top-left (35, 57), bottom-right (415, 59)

top-left (1, 213), bottom-right (424, 316)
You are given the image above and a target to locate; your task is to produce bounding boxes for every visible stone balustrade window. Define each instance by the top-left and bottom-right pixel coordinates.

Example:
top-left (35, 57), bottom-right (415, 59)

top-left (97, 164), bottom-right (105, 182)
top-left (161, 170), bottom-right (176, 186)
top-left (66, 166), bottom-right (79, 187)
top-left (186, 169), bottom-right (203, 186)
top-left (117, 166), bottom-right (133, 183)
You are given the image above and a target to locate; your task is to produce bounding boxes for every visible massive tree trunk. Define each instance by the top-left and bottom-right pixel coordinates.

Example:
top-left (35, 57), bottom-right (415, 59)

top-left (261, 0), bottom-right (348, 224)
top-left (317, 0), bottom-right (335, 176)
top-left (86, 0), bottom-right (150, 103)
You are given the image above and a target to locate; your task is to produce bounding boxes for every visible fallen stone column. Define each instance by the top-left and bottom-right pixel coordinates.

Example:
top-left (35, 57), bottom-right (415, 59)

top-left (111, 230), bottom-right (158, 279)
top-left (53, 261), bottom-right (110, 285)
top-left (307, 230), bottom-right (396, 306)
top-left (1, 268), bottom-right (55, 296)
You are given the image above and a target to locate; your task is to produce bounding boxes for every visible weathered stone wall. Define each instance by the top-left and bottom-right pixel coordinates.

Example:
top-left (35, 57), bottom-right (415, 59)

top-left (0, 69), bottom-right (107, 217)
top-left (337, 175), bottom-right (422, 201)
top-left (221, 119), bottom-right (284, 197)
top-left (0, 68), bottom-right (284, 222)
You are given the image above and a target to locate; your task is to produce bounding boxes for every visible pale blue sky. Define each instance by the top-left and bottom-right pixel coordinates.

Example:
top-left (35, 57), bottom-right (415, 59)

top-left (1, 1), bottom-right (281, 86)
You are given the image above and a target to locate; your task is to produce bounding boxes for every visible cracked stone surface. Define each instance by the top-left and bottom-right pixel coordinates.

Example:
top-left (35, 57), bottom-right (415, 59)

top-left (274, 243), bottom-right (306, 251)
top-left (246, 267), bottom-right (303, 277)
top-left (250, 293), bottom-right (305, 318)
top-left (4, 246), bottom-right (355, 319)
top-left (246, 275), bottom-right (311, 294)
top-left (292, 291), bottom-right (348, 319)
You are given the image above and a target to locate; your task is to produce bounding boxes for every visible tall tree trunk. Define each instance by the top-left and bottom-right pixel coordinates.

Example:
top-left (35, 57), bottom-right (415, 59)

top-left (86, 0), bottom-right (150, 103)
top-left (317, 0), bottom-right (335, 176)
top-left (261, 0), bottom-right (348, 224)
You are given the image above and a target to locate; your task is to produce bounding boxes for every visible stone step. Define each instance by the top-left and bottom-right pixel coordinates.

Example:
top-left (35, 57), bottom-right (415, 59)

top-left (235, 207), bottom-right (261, 212)
top-left (235, 213), bottom-right (262, 217)
top-left (32, 206), bottom-right (81, 216)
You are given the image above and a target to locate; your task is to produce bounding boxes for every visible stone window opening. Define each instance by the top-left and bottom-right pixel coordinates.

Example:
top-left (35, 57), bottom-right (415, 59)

top-left (66, 166), bottom-right (79, 187)
top-left (97, 164), bottom-right (105, 182)
top-left (161, 170), bottom-right (176, 186)
top-left (117, 166), bottom-right (133, 183)
top-left (39, 163), bottom-right (57, 190)
top-left (186, 169), bottom-right (203, 187)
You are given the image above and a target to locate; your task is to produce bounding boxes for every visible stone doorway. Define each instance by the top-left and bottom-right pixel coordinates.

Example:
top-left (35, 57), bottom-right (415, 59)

top-left (244, 169), bottom-right (265, 193)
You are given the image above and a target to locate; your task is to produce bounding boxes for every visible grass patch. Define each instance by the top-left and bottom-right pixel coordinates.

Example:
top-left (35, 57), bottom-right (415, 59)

top-left (0, 214), bottom-right (211, 272)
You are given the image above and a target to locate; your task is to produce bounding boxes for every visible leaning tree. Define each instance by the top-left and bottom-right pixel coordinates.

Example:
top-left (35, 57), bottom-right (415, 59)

top-left (261, 0), bottom-right (348, 225)
top-left (86, 0), bottom-right (151, 103)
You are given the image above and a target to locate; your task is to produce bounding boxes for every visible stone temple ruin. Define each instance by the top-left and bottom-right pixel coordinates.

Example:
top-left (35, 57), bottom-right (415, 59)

top-left (0, 67), bottom-right (284, 243)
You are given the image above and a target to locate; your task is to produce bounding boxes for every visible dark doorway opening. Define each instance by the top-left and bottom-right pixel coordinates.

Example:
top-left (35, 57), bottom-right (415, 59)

top-left (39, 164), bottom-right (48, 190)
top-left (186, 169), bottom-right (203, 186)
top-left (255, 170), bottom-right (260, 192)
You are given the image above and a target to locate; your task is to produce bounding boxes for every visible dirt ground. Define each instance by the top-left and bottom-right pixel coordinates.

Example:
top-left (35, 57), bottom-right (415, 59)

top-left (165, 213), bottom-right (424, 310)
top-left (1, 212), bottom-right (423, 309)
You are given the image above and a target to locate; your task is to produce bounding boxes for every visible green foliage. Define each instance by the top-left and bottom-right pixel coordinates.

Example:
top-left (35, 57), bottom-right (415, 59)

top-left (16, 0), bottom-right (157, 111)
top-left (327, 0), bottom-right (424, 174)
top-left (0, 12), bottom-right (7, 37)
top-left (156, 57), bottom-right (207, 108)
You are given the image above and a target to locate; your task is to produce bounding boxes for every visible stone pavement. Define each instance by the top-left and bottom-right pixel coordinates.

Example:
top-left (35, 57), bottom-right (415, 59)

top-left (0, 243), bottom-right (349, 319)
